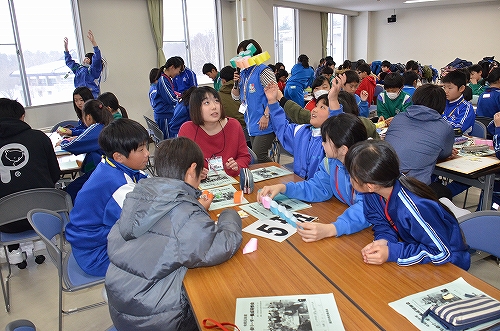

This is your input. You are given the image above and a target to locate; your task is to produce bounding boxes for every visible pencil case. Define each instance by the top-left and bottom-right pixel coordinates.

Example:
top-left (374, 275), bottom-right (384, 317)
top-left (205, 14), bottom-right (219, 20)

top-left (421, 295), bottom-right (500, 331)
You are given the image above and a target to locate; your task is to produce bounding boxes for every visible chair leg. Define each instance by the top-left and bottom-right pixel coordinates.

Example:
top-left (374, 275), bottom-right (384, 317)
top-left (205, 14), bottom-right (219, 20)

top-left (463, 188), bottom-right (469, 209)
top-left (1, 246), bottom-right (12, 312)
top-left (62, 300), bottom-right (106, 315)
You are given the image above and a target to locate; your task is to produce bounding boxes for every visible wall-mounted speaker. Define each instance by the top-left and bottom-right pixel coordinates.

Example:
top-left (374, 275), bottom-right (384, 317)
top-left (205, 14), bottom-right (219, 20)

top-left (387, 14), bottom-right (397, 23)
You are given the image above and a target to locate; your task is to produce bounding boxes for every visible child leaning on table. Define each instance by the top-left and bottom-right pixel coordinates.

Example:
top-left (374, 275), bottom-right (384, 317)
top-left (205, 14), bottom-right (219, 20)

top-left (344, 139), bottom-right (470, 270)
top-left (257, 113), bottom-right (370, 243)
top-left (106, 137), bottom-right (243, 331)
top-left (65, 118), bottom-right (150, 277)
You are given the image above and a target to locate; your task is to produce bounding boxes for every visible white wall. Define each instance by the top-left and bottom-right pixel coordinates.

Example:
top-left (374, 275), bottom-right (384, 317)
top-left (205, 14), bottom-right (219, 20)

top-left (359, 1), bottom-right (500, 68)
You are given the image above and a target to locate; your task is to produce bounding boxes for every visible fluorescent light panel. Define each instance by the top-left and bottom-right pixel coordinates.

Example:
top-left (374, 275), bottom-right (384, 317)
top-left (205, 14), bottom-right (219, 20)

top-left (404, 0), bottom-right (439, 3)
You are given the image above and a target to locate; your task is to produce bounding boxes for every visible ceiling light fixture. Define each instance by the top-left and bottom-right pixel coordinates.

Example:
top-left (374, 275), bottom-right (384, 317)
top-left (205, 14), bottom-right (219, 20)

top-left (404, 0), bottom-right (439, 4)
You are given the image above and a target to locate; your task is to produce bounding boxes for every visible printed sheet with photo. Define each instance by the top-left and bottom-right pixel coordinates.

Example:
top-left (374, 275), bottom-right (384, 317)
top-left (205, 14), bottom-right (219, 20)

top-left (239, 194), bottom-right (311, 220)
top-left (235, 293), bottom-right (345, 331)
top-left (206, 185), bottom-right (248, 211)
top-left (389, 277), bottom-right (500, 331)
top-left (199, 170), bottom-right (238, 190)
top-left (251, 166), bottom-right (293, 182)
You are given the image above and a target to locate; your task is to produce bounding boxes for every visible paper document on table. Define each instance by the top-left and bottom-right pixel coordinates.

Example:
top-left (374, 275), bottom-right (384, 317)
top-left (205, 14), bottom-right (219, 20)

top-left (235, 293), bottom-right (345, 331)
top-left (251, 166), bottom-right (293, 182)
top-left (240, 195), bottom-right (311, 220)
top-left (389, 277), bottom-right (500, 331)
top-left (437, 156), bottom-right (500, 174)
top-left (58, 154), bottom-right (85, 170)
top-left (206, 185), bottom-right (248, 211)
top-left (199, 171), bottom-right (238, 190)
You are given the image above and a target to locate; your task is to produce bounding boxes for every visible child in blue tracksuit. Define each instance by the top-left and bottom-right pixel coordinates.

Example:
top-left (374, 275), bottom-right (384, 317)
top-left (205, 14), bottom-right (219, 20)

top-left (59, 100), bottom-right (112, 201)
top-left (66, 119), bottom-right (150, 277)
top-left (64, 30), bottom-right (103, 98)
top-left (153, 57), bottom-right (183, 137)
top-left (258, 113), bottom-right (370, 242)
top-left (476, 67), bottom-right (500, 118)
top-left (264, 75), bottom-right (344, 179)
top-left (441, 70), bottom-right (475, 134)
top-left (168, 87), bottom-right (195, 138)
top-left (173, 58), bottom-right (198, 94)
top-left (344, 140), bottom-right (470, 270)
top-left (284, 54), bottom-right (315, 107)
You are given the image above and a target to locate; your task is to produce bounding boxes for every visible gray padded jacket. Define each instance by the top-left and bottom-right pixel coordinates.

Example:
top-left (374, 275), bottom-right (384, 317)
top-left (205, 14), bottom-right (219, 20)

top-left (105, 177), bottom-right (242, 331)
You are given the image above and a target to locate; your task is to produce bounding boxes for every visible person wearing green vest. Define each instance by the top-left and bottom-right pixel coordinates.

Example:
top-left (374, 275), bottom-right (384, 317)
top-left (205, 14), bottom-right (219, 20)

top-left (202, 63), bottom-right (221, 91)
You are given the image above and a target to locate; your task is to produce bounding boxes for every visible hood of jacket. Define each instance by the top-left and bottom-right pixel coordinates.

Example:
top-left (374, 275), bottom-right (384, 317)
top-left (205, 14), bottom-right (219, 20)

top-left (0, 118), bottom-right (31, 138)
top-left (118, 177), bottom-right (202, 241)
top-left (365, 75), bottom-right (376, 88)
top-left (404, 104), bottom-right (443, 122)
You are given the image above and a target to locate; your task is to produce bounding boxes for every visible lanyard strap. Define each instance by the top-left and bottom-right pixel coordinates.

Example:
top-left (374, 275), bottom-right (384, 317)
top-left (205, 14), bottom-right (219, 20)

top-left (203, 318), bottom-right (240, 331)
top-left (379, 195), bottom-right (398, 232)
top-left (242, 66), bottom-right (258, 104)
top-left (335, 166), bottom-right (354, 205)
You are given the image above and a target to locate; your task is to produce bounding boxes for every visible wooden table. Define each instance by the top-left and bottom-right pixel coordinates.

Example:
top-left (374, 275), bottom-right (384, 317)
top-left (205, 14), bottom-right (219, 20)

top-left (184, 162), bottom-right (500, 330)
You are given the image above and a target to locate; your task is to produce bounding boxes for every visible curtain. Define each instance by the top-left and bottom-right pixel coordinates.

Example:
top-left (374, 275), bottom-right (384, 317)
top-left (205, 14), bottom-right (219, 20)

top-left (147, 0), bottom-right (166, 67)
top-left (320, 12), bottom-right (328, 58)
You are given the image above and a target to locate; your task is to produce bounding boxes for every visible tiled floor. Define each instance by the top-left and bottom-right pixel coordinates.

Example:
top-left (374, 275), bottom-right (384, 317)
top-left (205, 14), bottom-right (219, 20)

top-left (1, 155), bottom-right (499, 330)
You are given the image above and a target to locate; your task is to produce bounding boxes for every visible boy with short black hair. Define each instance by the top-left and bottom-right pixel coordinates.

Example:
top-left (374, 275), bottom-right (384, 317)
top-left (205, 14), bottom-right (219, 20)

top-left (441, 70), bottom-right (475, 134)
top-left (343, 70), bottom-right (369, 117)
top-left (468, 64), bottom-right (486, 96)
top-left (377, 73), bottom-right (412, 124)
top-left (65, 118), bottom-right (150, 276)
top-left (402, 70), bottom-right (419, 97)
top-left (377, 60), bottom-right (392, 82)
top-left (202, 62), bottom-right (221, 91)
top-left (355, 63), bottom-right (376, 106)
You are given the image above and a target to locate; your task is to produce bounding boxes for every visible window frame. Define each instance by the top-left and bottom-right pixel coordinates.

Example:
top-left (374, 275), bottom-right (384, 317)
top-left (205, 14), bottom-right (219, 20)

top-left (327, 12), bottom-right (347, 66)
top-left (273, 6), bottom-right (298, 70)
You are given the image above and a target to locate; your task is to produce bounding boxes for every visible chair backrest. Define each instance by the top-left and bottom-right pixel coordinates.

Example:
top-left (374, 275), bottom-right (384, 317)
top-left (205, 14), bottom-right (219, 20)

top-left (4, 319), bottom-right (36, 331)
top-left (458, 210), bottom-right (500, 259)
top-left (0, 188), bottom-right (73, 228)
top-left (27, 209), bottom-right (64, 271)
top-left (143, 115), bottom-right (165, 145)
top-left (470, 120), bottom-right (487, 138)
top-left (50, 120), bottom-right (79, 133)
top-left (248, 147), bottom-right (258, 165)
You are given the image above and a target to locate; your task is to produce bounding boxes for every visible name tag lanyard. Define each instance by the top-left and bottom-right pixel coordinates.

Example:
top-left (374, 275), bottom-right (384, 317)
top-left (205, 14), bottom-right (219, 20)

top-left (241, 65), bottom-right (258, 106)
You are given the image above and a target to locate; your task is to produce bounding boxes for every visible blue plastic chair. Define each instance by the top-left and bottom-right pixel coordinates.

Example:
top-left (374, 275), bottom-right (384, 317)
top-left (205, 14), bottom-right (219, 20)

top-left (0, 188), bottom-right (73, 312)
top-left (4, 319), bottom-right (36, 331)
top-left (458, 210), bottom-right (500, 260)
top-left (27, 209), bottom-right (105, 331)
top-left (470, 120), bottom-right (487, 139)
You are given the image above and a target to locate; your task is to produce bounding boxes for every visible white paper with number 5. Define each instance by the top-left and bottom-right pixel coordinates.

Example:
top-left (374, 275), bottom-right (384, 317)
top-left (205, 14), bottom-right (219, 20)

top-left (242, 218), bottom-right (296, 242)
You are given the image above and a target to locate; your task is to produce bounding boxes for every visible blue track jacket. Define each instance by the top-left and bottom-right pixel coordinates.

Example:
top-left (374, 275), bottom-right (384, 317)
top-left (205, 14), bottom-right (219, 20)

top-left (284, 157), bottom-right (370, 236)
top-left (65, 46), bottom-right (102, 98)
top-left (363, 180), bottom-right (470, 270)
top-left (442, 95), bottom-right (475, 134)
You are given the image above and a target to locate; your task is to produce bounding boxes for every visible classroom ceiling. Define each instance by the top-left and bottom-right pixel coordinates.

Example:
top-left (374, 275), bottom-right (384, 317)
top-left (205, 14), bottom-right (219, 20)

top-left (282, 0), bottom-right (498, 12)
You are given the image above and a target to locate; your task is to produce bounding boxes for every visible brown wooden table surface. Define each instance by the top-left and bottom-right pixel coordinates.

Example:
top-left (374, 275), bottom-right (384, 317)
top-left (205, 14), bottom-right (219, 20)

top-left (184, 162), bottom-right (500, 331)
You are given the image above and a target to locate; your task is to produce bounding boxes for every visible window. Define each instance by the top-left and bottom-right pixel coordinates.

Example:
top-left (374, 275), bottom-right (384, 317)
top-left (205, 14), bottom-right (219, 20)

top-left (163, 0), bottom-right (221, 86)
top-left (327, 13), bottom-right (345, 66)
top-left (0, 0), bottom-right (80, 106)
top-left (274, 6), bottom-right (296, 70)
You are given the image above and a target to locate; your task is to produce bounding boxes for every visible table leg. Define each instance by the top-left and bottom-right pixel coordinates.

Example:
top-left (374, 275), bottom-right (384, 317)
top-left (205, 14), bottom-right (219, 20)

top-left (481, 174), bottom-right (495, 211)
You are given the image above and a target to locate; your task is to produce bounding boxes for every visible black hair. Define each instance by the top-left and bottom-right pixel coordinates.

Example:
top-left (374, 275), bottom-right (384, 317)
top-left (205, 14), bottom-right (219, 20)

top-left (321, 67), bottom-right (333, 75)
top-left (468, 64), bottom-right (482, 74)
top-left (149, 68), bottom-right (160, 84)
top-left (381, 60), bottom-right (391, 68)
top-left (189, 86), bottom-right (225, 125)
top-left (275, 69), bottom-right (288, 80)
top-left (344, 140), bottom-right (455, 216)
top-left (82, 99), bottom-right (113, 126)
top-left (155, 57), bottom-right (184, 81)
top-left (344, 70), bottom-right (360, 84)
top-left (98, 118), bottom-right (149, 159)
top-left (325, 56), bottom-right (334, 62)
top-left (486, 67), bottom-right (500, 84)
top-left (0, 98), bottom-right (25, 119)
top-left (403, 71), bottom-right (419, 86)
top-left (315, 93), bottom-right (329, 108)
top-left (357, 63), bottom-right (371, 75)
top-left (298, 54), bottom-right (310, 68)
top-left (412, 84), bottom-right (446, 114)
top-left (274, 62), bottom-right (285, 71)
top-left (236, 39), bottom-right (263, 55)
top-left (405, 60), bottom-right (419, 71)
top-left (180, 86), bottom-right (196, 107)
top-left (356, 59), bottom-right (366, 68)
top-left (155, 137), bottom-right (204, 179)
top-left (219, 65), bottom-right (236, 82)
top-left (98, 92), bottom-right (128, 119)
top-left (441, 70), bottom-right (467, 88)
top-left (342, 60), bottom-right (352, 70)
top-left (202, 63), bottom-right (217, 75)
top-left (85, 52), bottom-right (94, 64)
top-left (325, 59), bottom-right (336, 68)
top-left (379, 71), bottom-right (388, 82)
top-left (337, 91), bottom-right (359, 116)
top-left (320, 113), bottom-right (367, 149)
top-left (73, 86), bottom-right (94, 121)
top-left (268, 64), bottom-right (276, 72)
top-left (383, 73), bottom-right (404, 89)
top-left (311, 76), bottom-right (330, 91)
